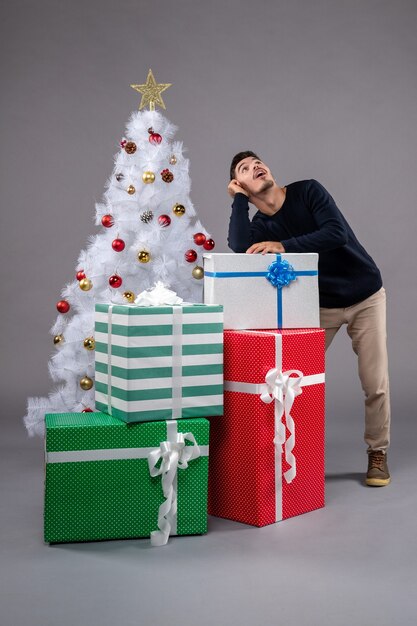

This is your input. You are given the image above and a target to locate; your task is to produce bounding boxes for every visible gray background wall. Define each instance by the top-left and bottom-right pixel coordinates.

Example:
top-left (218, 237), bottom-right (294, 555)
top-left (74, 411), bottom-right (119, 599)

top-left (1, 0), bottom-right (416, 424)
top-left (1, 2), bottom-right (417, 625)
top-left (1, 0), bottom-right (416, 418)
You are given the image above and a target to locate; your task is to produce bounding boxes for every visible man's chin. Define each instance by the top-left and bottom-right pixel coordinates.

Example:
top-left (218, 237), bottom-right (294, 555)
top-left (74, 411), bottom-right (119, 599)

top-left (257, 179), bottom-right (274, 193)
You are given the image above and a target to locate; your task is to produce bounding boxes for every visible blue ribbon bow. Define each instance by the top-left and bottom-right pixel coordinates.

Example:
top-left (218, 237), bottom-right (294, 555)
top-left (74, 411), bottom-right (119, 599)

top-left (266, 258), bottom-right (297, 289)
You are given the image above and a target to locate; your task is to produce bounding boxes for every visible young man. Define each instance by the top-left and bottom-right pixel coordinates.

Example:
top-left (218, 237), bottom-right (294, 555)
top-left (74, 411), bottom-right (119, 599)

top-left (227, 150), bottom-right (391, 486)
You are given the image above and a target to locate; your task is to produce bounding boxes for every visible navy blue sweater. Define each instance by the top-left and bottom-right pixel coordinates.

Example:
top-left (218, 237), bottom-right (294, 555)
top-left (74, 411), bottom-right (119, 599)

top-left (227, 179), bottom-right (382, 308)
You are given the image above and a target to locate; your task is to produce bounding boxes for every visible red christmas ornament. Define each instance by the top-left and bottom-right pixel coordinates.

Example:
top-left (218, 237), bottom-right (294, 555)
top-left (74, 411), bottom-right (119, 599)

top-left (203, 238), bottom-right (215, 250)
top-left (185, 249), bottom-right (198, 263)
top-left (82, 408), bottom-right (93, 413)
top-left (193, 232), bottom-right (206, 246)
top-left (112, 238), bottom-right (125, 252)
top-left (109, 274), bottom-right (122, 288)
top-left (148, 127), bottom-right (162, 145)
top-left (56, 300), bottom-right (70, 314)
top-left (101, 214), bottom-right (114, 228)
top-left (76, 270), bottom-right (86, 281)
top-left (158, 214), bottom-right (171, 228)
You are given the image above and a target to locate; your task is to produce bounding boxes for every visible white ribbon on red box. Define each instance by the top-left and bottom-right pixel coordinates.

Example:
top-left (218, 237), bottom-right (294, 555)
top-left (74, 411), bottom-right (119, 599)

top-left (224, 331), bottom-right (325, 522)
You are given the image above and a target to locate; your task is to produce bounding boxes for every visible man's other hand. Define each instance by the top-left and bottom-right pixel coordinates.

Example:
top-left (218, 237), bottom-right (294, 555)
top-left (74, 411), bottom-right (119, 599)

top-left (246, 241), bottom-right (286, 254)
top-left (228, 179), bottom-right (249, 198)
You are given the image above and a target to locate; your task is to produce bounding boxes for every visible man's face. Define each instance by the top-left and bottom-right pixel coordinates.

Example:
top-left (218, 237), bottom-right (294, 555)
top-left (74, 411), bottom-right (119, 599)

top-left (234, 157), bottom-right (275, 196)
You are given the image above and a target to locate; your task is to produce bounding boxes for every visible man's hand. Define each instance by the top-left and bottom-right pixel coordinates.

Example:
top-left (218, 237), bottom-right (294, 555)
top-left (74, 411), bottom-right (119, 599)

top-left (228, 179), bottom-right (249, 198)
top-left (246, 241), bottom-right (286, 254)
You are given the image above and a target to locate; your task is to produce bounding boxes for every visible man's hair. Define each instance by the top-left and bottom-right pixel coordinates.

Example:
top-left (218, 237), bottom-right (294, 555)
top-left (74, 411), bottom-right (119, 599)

top-left (229, 151), bottom-right (260, 180)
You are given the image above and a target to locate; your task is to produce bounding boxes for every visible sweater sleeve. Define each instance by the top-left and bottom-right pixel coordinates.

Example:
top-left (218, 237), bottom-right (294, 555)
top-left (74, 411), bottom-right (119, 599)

top-left (281, 180), bottom-right (348, 253)
top-left (227, 193), bottom-right (268, 252)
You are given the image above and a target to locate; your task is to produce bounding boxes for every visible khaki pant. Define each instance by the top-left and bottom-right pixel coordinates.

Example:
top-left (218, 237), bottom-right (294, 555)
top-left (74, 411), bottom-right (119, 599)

top-left (320, 287), bottom-right (390, 453)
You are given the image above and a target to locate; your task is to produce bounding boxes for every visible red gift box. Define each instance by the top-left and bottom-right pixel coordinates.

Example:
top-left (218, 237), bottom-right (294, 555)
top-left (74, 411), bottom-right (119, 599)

top-left (208, 328), bottom-right (325, 527)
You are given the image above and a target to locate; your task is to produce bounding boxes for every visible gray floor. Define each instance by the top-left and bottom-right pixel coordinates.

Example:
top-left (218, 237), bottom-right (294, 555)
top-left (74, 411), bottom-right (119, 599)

top-left (1, 391), bottom-right (416, 626)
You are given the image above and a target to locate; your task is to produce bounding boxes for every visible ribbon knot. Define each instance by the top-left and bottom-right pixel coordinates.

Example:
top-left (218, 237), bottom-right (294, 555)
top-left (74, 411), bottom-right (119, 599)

top-left (260, 368), bottom-right (303, 484)
top-left (266, 258), bottom-right (297, 289)
top-left (135, 281), bottom-right (183, 306)
top-left (261, 368), bottom-right (303, 403)
top-left (148, 429), bottom-right (201, 546)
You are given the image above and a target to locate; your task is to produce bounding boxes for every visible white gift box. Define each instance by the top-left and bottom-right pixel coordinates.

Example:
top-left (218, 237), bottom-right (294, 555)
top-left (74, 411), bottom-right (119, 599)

top-left (203, 253), bottom-right (320, 330)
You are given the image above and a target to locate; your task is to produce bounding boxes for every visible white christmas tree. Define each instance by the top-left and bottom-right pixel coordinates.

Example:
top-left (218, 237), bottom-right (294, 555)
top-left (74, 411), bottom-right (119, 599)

top-left (25, 70), bottom-right (215, 436)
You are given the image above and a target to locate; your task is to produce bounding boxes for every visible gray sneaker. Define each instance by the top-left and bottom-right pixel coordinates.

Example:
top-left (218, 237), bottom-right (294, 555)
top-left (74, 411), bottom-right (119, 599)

top-left (366, 451), bottom-right (391, 486)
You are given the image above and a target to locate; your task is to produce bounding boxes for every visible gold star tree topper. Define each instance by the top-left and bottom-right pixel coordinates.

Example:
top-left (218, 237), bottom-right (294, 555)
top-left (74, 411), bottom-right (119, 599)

top-left (131, 69), bottom-right (172, 111)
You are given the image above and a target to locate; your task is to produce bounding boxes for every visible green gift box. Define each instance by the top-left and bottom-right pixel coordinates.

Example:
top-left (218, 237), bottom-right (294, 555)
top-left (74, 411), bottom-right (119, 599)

top-left (44, 413), bottom-right (209, 545)
top-left (94, 303), bottom-right (223, 423)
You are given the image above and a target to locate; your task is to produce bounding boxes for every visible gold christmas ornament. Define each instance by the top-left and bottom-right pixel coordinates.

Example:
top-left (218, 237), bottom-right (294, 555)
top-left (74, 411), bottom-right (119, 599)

top-left (131, 69), bottom-right (172, 111)
top-left (169, 154), bottom-right (177, 165)
top-left (53, 334), bottom-right (64, 345)
top-left (173, 203), bottom-right (186, 216)
top-left (192, 266), bottom-right (204, 280)
top-left (137, 250), bottom-right (151, 263)
top-left (83, 337), bottom-right (95, 351)
top-left (79, 277), bottom-right (93, 291)
top-left (124, 141), bottom-right (137, 154)
top-left (80, 376), bottom-right (94, 390)
top-left (142, 171), bottom-right (155, 184)
top-left (123, 290), bottom-right (135, 303)
top-left (127, 184), bottom-right (136, 195)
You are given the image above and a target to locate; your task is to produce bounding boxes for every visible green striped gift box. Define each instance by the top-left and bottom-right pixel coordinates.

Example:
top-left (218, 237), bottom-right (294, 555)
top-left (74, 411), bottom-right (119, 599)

top-left (94, 303), bottom-right (223, 423)
top-left (44, 413), bottom-right (209, 543)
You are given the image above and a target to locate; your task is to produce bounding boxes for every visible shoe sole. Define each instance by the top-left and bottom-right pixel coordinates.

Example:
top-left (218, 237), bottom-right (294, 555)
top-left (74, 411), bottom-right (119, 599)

top-left (366, 477), bottom-right (391, 487)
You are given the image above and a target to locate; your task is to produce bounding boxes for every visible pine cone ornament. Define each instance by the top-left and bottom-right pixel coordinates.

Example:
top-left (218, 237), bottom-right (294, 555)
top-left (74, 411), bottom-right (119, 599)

top-left (140, 210), bottom-right (154, 223)
top-left (140, 211), bottom-right (153, 224)
top-left (161, 168), bottom-right (174, 183)
top-left (124, 141), bottom-right (137, 155)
